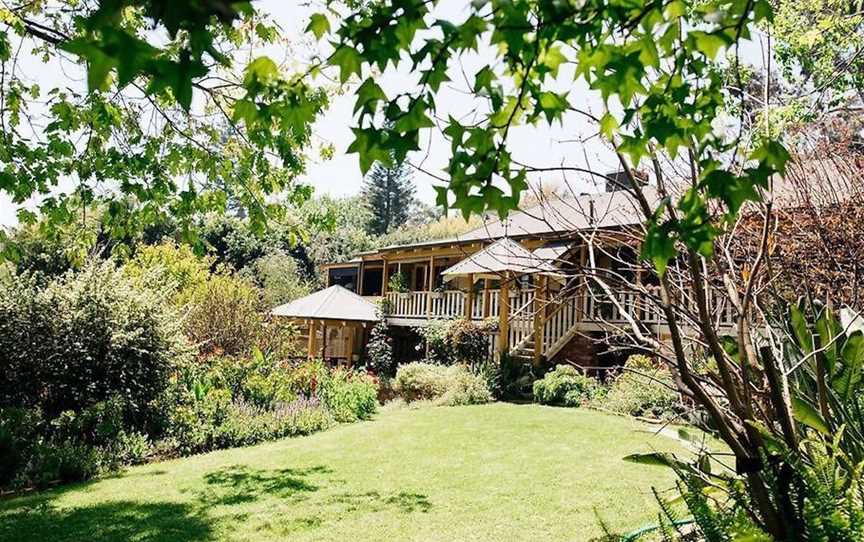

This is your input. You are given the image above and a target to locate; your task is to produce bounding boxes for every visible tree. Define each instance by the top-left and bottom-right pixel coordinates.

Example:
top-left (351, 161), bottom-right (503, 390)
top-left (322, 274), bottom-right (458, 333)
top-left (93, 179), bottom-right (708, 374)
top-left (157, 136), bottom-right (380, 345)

top-left (0, 1), bottom-right (328, 257)
top-left (361, 158), bottom-right (415, 235)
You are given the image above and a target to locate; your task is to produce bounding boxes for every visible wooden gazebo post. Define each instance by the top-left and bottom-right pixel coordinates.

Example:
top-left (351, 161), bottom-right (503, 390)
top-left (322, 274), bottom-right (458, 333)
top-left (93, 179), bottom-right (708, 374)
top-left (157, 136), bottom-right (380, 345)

top-left (307, 320), bottom-right (318, 360)
top-left (498, 271), bottom-right (511, 359)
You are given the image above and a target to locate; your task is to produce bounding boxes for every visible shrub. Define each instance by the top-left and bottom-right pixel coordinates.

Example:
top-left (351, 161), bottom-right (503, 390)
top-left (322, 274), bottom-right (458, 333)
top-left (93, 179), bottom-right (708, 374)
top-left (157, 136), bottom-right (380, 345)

top-left (319, 369), bottom-right (378, 422)
top-left (597, 358), bottom-right (683, 421)
top-left (366, 317), bottom-right (395, 375)
top-left (439, 368), bottom-right (493, 406)
top-left (123, 241), bottom-right (211, 296)
top-left (212, 398), bottom-right (334, 449)
top-left (0, 408), bottom-right (43, 486)
top-left (178, 271), bottom-right (263, 357)
top-left (417, 318), bottom-right (492, 365)
top-left (532, 365), bottom-right (600, 406)
top-left (393, 362), bottom-right (492, 406)
top-left (239, 250), bottom-right (312, 307)
top-left (0, 261), bottom-right (189, 426)
top-left (393, 362), bottom-right (450, 401)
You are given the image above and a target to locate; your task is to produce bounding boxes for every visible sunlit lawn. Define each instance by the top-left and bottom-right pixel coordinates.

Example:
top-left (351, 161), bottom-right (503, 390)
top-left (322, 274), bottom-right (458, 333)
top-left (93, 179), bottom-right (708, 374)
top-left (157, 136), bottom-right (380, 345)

top-left (0, 403), bottom-right (688, 541)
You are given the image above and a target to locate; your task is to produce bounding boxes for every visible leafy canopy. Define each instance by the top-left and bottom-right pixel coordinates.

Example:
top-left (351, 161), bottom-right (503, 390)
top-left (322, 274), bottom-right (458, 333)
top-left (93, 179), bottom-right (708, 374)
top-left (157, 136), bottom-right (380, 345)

top-left (314, 0), bottom-right (790, 272)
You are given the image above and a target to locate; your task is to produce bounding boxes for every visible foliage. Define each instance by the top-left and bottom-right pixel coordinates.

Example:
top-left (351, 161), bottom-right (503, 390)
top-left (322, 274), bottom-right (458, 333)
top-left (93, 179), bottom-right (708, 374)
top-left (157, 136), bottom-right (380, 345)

top-left (361, 157), bottom-right (416, 235)
top-left (387, 272), bottom-right (409, 293)
top-left (123, 240), bottom-right (212, 296)
top-left (316, 0), bottom-right (789, 275)
top-left (210, 398), bottom-right (334, 450)
top-left (596, 356), bottom-right (685, 421)
top-left (377, 214), bottom-right (482, 248)
top-left (393, 362), bottom-right (491, 406)
top-left (178, 271), bottom-right (264, 357)
top-left (318, 369), bottom-right (379, 423)
top-left (0, 260), bottom-right (188, 425)
top-left (0, 398), bottom-right (153, 490)
top-left (533, 365), bottom-right (601, 407)
top-left (417, 318), bottom-right (493, 365)
top-left (366, 316), bottom-right (395, 376)
top-left (239, 250), bottom-right (312, 308)
top-left (297, 195), bottom-right (375, 275)
top-left (0, 1), bottom-right (328, 246)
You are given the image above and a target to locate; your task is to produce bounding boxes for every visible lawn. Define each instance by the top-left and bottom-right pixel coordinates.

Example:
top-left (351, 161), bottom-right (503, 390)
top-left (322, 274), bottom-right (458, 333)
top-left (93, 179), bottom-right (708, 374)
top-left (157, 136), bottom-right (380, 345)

top-left (0, 403), bottom-right (690, 541)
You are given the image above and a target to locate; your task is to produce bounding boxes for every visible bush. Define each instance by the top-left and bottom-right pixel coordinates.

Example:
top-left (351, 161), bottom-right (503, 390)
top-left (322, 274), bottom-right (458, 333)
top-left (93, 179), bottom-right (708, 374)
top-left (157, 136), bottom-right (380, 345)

top-left (532, 365), bottom-right (601, 407)
top-left (178, 271), bottom-right (263, 357)
top-left (0, 261), bottom-right (189, 426)
top-left (319, 369), bottom-right (378, 422)
top-left (393, 362), bottom-right (450, 401)
top-left (596, 357), bottom-right (683, 421)
top-left (212, 398), bottom-right (334, 449)
top-left (393, 362), bottom-right (492, 406)
top-left (417, 318), bottom-right (492, 365)
top-left (366, 317), bottom-right (395, 375)
top-left (239, 250), bottom-right (312, 307)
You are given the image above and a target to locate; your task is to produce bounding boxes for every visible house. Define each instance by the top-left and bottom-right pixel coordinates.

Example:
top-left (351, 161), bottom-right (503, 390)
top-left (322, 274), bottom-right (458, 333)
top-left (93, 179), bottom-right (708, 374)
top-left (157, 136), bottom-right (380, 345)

top-left (272, 178), bottom-right (737, 368)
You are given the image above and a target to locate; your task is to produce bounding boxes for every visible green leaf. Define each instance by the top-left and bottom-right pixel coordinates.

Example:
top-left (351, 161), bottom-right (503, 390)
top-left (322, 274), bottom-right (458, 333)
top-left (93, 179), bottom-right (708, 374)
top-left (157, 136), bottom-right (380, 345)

top-left (835, 331), bottom-right (864, 399)
top-left (393, 100), bottom-right (435, 132)
top-left (306, 13), bottom-right (330, 40)
top-left (791, 397), bottom-right (830, 435)
top-left (244, 56), bottom-right (279, 86)
top-left (232, 99), bottom-right (258, 126)
top-left (354, 78), bottom-right (387, 115)
top-left (330, 46), bottom-right (362, 83)
top-left (690, 31), bottom-right (728, 59)
top-left (599, 112), bottom-right (618, 139)
top-left (789, 303), bottom-right (813, 355)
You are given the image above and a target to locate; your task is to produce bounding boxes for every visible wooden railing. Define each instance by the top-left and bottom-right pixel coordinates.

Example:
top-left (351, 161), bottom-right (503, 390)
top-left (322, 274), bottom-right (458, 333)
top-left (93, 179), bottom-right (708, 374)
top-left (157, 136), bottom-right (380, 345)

top-left (385, 286), bottom-right (737, 359)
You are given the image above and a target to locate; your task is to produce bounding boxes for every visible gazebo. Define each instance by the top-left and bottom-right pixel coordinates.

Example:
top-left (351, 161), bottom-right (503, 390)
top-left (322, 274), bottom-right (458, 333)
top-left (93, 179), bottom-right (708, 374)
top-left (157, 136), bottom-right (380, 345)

top-left (440, 238), bottom-right (562, 361)
top-left (271, 285), bottom-right (379, 364)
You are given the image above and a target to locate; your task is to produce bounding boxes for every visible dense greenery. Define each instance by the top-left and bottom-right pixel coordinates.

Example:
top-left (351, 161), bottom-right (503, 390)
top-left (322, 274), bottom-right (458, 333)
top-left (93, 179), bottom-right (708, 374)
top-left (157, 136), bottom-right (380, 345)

top-left (0, 239), bottom-right (378, 491)
top-left (532, 365), bottom-right (603, 407)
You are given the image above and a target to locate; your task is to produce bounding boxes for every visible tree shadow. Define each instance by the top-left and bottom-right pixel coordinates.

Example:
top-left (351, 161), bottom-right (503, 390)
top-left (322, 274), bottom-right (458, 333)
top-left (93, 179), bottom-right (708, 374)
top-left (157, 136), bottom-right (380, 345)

top-left (197, 464), bottom-right (331, 506)
top-left (0, 500), bottom-right (213, 542)
top-left (327, 490), bottom-right (432, 513)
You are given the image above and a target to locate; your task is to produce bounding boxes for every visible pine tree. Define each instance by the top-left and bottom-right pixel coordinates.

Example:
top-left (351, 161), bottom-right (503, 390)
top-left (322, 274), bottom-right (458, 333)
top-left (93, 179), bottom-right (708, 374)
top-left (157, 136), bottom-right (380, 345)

top-left (361, 158), bottom-right (415, 235)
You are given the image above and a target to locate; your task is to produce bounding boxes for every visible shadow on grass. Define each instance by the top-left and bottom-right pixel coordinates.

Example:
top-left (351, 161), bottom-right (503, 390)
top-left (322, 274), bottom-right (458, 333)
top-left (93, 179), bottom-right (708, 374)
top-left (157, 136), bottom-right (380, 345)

top-left (0, 500), bottom-right (213, 542)
top-left (197, 464), bottom-right (331, 506)
top-left (1, 464), bottom-right (432, 541)
top-left (328, 490), bottom-right (432, 513)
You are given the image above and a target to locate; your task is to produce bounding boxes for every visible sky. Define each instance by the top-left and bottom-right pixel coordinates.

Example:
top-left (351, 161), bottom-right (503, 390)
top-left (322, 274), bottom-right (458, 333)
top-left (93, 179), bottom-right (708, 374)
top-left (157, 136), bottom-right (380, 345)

top-left (0, 1), bottom-right (766, 228)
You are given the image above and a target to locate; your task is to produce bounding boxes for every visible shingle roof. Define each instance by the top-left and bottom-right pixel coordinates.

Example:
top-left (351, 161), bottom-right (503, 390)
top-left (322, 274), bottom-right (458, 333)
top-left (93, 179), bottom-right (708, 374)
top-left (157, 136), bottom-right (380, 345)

top-left (441, 238), bottom-right (559, 278)
top-left (271, 285), bottom-right (380, 322)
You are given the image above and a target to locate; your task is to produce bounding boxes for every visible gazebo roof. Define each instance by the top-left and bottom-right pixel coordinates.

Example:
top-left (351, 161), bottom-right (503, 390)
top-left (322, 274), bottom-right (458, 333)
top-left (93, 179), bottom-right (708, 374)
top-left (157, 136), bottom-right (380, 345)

top-left (271, 285), bottom-right (379, 322)
top-left (441, 238), bottom-right (559, 279)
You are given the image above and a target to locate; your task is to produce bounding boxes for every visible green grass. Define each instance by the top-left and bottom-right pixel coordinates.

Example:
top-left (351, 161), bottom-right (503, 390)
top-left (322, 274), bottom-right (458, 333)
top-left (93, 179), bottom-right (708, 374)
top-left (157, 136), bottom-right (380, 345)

top-left (0, 403), bottom-right (690, 541)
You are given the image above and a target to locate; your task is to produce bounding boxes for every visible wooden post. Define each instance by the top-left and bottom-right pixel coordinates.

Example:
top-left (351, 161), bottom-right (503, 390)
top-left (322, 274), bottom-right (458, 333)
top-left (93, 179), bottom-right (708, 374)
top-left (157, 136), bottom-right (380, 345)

top-left (381, 260), bottom-right (388, 295)
top-left (345, 322), bottom-right (355, 368)
top-left (307, 320), bottom-right (318, 360)
top-left (357, 262), bottom-right (365, 295)
top-left (578, 244), bottom-right (587, 322)
top-left (321, 322), bottom-right (328, 360)
top-left (482, 278), bottom-right (491, 318)
top-left (533, 274), bottom-right (547, 366)
top-left (498, 272), bottom-right (511, 358)
top-left (465, 273), bottom-right (475, 319)
top-left (426, 256), bottom-right (434, 319)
